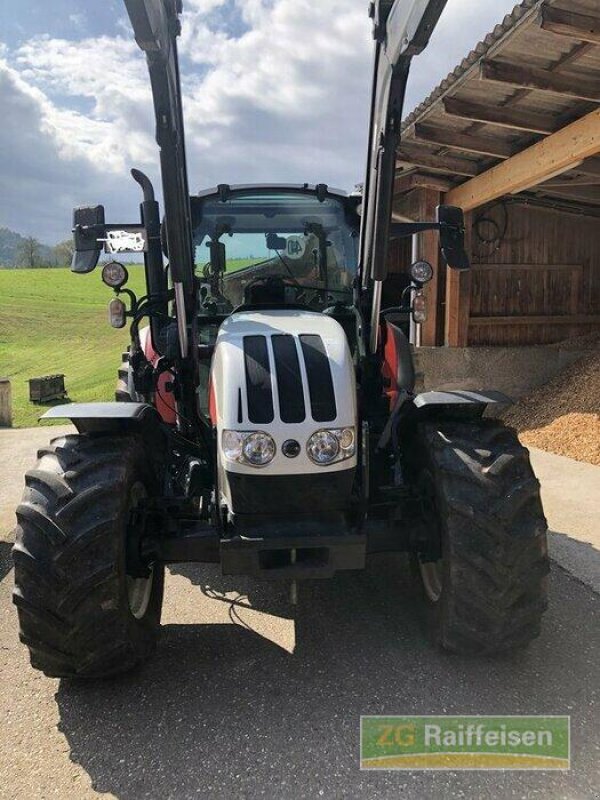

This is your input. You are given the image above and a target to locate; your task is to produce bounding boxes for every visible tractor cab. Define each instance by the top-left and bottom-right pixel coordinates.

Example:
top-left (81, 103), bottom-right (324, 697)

top-left (192, 185), bottom-right (360, 316)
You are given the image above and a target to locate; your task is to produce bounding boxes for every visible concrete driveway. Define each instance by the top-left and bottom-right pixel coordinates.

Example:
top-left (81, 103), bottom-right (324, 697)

top-left (0, 427), bottom-right (598, 799)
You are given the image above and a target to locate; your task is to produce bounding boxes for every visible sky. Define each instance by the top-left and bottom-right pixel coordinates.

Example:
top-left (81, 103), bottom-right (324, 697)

top-left (0, 0), bottom-right (521, 244)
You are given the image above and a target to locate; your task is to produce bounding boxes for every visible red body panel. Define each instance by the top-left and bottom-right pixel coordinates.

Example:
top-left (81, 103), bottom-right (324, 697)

top-left (140, 327), bottom-right (177, 425)
top-left (381, 322), bottom-right (399, 411)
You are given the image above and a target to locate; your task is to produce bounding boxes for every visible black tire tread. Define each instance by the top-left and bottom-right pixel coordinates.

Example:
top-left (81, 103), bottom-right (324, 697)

top-left (418, 419), bottom-right (549, 654)
top-left (13, 434), bottom-right (163, 678)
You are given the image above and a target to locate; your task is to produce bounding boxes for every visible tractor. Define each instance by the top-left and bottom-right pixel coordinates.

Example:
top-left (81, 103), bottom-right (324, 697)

top-left (13, 0), bottom-right (548, 678)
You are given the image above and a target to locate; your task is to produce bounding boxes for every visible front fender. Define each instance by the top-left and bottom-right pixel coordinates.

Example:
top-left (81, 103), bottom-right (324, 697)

top-left (412, 389), bottom-right (512, 419)
top-left (41, 402), bottom-right (162, 435)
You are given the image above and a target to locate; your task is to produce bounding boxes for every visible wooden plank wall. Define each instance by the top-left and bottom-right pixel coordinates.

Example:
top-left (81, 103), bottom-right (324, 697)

top-left (468, 202), bottom-right (600, 345)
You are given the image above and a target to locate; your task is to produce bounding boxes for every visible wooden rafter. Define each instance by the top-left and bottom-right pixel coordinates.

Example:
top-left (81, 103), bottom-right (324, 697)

top-left (536, 185), bottom-right (600, 204)
top-left (397, 144), bottom-right (479, 177)
top-left (480, 60), bottom-right (600, 102)
top-left (414, 123), bottom-right (516, 159)
top-left (541, 175), bottom-right (600, 188)
top-left (443, 97), bottom-right (559, 135)
top-left (445, 108), bottom-right (600, 211)
top-left (394, 173), bottom-right (451, 194)
top-left (578, 157), bottom-right (600, 178)
top-left (540, 5), bottom-right (600, 45)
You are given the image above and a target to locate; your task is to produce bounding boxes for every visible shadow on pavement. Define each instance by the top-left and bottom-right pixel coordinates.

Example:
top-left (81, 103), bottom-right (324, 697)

top-left (54, 556), bottom-right (599, 799)
top-left (0, 541), bottom-right (13, 582)
top-left (548, 529), bottom-right (600, 594)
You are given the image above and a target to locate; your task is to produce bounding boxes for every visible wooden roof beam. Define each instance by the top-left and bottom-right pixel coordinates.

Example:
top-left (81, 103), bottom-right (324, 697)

top-left (394, 173), bottom-right (451, 194)
top-left (480, 60), bottom-right (600, 102)
top-left (443, 97), bottom-right (559, 135)
top-left (445, 108), bottom-right (600, 211)
top-left (536, 185), bottom-right (600, 204)
top-left (542, 176), bottom-right (600, 188)
top-left (577, 157), bottom-right (600, 179)
top-left (413, 123), bottom-right (515, 159)
top-left (396, 143), bottom-right (479, 177)
top-left (540, 5), bottom-right (600, 45)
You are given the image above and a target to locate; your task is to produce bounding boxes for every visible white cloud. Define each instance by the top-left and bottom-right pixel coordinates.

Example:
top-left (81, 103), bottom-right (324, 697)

top-left (0, 57), bottom-right (146, 243)
top-left (185, 0), bottom-right (228, 11)
top-left (1, 0), bottom-right (523, 241)
top-left (16, 34), bottom-right (155, 172)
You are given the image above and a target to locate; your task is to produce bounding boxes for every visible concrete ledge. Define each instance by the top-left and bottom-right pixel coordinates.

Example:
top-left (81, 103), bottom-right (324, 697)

top-left (529, 448), bottom-right (600, 595)
top-left (413, 344), bottom-right (595, 399)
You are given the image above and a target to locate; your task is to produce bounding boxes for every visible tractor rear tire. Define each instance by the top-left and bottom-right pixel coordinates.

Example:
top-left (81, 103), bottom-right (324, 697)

top-left (410, 420), bottom-right (549, 655)
top-left (12, 434), bottom-right (164, 678)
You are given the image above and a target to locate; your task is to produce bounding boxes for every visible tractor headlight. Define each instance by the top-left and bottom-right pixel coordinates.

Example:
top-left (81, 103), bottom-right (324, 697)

top-left (102, 260), bottom-right (129, 289)
top-left (307, 428), bottom-right (355, 466)
top-left (222, 430), bottom-right (276, 467)
top-left (222, 430), bottom-right (244, 462)
top-left (243, 432), bottom-right (276, 466)
top-left (410, 260), bottom-right (433, 284)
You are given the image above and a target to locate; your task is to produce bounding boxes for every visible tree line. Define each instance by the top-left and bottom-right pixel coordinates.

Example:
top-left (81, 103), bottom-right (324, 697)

top-left (10, 237), bottom-right (74, 268)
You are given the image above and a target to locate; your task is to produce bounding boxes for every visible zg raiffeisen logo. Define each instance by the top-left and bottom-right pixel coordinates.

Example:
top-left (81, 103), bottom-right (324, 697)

top-left (360, 716), bottom-right (570, 770)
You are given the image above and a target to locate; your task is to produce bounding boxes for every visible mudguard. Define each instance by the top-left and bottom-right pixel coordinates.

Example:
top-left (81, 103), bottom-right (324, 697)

top-left (41, 402), bottom-right (163, 434)
top-left (413, 390), bottom-right (512, 417)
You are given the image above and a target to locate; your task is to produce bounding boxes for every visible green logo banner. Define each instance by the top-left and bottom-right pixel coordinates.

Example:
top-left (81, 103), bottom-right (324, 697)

top-left (360, 716), bottom-right (570, 770)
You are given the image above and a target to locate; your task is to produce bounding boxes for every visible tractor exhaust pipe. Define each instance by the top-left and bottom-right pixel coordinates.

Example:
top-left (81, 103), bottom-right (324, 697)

top-left (131, 169), bottom-right (169, 354)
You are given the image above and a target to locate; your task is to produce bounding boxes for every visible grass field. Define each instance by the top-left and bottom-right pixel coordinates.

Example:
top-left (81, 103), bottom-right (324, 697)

top-left (0, 266), bottom-right (148, 427)
top-left (0, 259), bottom-right (264, 427)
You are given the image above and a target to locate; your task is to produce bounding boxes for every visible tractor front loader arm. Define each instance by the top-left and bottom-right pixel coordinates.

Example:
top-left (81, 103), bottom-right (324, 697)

top-left (359, 0), bottom-right (448, 352)
top-left (124, 0), bottom-right (196, 359)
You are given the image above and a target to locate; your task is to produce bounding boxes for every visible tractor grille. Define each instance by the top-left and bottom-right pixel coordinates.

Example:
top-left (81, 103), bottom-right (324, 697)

top-left (272, 335), bottom-right (305, 423)
top-left (243, 333), bottom-right (336, 424)
top-left (299, 335), bottom-right (336, 422)
top-left (244, 336), bottom-right (274, 424)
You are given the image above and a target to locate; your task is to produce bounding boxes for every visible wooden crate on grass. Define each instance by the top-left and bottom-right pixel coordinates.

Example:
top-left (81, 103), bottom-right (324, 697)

top-left (28, 374), bottom-right (67, 404)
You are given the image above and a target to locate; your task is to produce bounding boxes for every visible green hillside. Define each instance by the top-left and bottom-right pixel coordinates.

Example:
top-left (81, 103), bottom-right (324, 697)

top-left (0, 267), bottom-right (146, 427)
top-left (0, 259), bottom-right (259, 427)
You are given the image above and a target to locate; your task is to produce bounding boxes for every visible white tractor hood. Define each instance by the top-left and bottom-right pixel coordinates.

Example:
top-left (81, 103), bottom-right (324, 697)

top-left (210, 310), bottom-right (357, 477)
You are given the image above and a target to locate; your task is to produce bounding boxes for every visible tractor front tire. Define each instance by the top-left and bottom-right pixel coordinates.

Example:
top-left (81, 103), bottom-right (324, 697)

top-left (411, 420), bottom-right (549, 654)
top-left (13, 434), bottom-right (164, 678)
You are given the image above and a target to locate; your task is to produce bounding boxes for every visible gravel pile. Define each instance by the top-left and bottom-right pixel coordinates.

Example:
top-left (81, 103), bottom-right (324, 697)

top-left (502, 341), bottom-right (600, 466)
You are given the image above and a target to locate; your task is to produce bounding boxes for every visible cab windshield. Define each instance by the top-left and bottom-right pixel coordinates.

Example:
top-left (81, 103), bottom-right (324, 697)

top-left (192, 190), bottom-right (359, 312)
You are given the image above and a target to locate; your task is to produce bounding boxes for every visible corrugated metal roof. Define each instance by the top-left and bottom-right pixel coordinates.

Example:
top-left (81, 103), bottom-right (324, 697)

top-left (402, 0), bottom-right (540, 131)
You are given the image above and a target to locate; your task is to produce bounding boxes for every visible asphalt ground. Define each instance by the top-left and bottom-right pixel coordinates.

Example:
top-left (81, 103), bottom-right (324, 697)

top-left (0, 426), bottom-right (598, 800)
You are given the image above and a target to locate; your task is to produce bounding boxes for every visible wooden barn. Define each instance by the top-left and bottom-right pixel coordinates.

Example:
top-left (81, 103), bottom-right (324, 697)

top-left (391, 0), bottom-right (600, 349)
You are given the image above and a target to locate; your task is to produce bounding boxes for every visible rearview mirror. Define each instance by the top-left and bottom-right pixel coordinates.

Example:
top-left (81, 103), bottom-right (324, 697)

top-left (266, 233), bottom-right (287, 251)
top-left (437, 205), bottom-right (470, 271)
top-left (72, 205), bottom-right (105, 273)
top-left (207, 240), bottom-right (226, 275)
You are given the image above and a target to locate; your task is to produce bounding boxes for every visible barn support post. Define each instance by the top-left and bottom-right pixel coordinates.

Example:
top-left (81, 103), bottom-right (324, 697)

top-left (444, 210), bottom-right (473, 346)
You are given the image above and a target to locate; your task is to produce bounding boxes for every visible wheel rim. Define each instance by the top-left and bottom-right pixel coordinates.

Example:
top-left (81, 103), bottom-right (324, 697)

top-left (127, 573), bottom-right (153, 619)
top-left (126, 482), bottom-right (153, 620)
top-left (419, 559), bottom-right (443, 603)
top-left (417, 468), bottom-right (444, 604)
